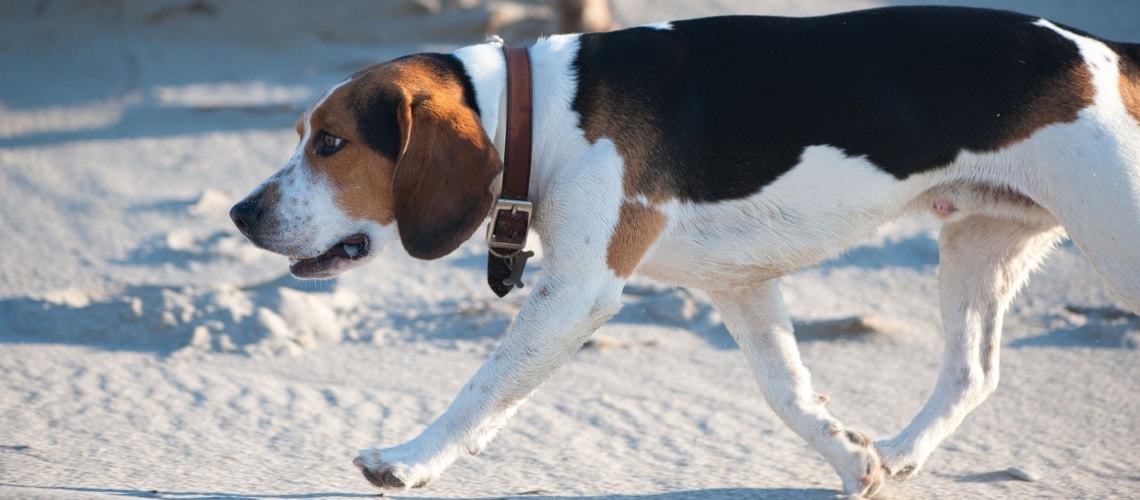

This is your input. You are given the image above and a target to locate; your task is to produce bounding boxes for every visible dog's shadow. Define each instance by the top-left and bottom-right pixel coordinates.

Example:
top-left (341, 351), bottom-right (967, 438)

top-left (0, 235), bottom-right (924, 355)
top-left (608, 284), bottom-right (896, 350)
top-left (397, 284), bottom-right (897, 351)
top-left (1009, 305), bottom-right (1140, 349)
top-left (0, 269), bottom-right (906, 356)
top-left (0, 483), bottom-right (838, 499)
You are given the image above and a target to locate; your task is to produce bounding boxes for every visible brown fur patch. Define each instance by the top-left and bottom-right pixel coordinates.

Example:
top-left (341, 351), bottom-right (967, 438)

top-left (377, 61), bottom-right (502, 259)
top-left (1119, 52), bottom-right (1140, 125)
top-left (304, 58), bottom-right (501, 259)
top-left (305, 84), bottom-right (398, 227)
top-left (575, 80), bottom-right (673, 203)
top-left (606, 202), bottom-right (666, 277)
top-left (1003, 62), bottom-right (1096, 146)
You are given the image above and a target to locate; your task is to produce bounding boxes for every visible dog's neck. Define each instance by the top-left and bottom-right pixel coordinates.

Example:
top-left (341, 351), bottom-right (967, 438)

top-left (454, 36), bottom-right (578, 205)
top-left (453, 42), bottom-right (511, 181)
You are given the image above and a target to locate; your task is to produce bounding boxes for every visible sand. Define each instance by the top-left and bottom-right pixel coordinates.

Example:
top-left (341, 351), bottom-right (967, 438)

top-left (2, 1), bottom-right (1139, 498)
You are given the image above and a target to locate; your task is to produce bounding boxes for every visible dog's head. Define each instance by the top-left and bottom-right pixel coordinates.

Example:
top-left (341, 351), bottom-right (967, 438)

top-left (230, 54), bottom-right (501, 279)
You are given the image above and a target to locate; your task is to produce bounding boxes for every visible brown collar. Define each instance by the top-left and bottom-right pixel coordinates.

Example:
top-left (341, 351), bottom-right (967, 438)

top-left (486, 45), bottom-right (535, 297)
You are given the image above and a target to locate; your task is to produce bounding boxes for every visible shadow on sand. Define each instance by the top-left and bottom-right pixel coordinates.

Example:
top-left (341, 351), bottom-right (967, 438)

top-left (0, 483), bottom-right (839, 500)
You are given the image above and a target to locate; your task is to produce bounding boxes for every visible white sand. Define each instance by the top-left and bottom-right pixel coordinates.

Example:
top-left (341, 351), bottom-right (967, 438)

top-left (2, 1), bottom-right (1139, 498)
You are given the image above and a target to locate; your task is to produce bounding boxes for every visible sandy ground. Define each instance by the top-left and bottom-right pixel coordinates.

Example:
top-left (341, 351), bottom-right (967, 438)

top-left (2, 1), bottom-right (1140, 499)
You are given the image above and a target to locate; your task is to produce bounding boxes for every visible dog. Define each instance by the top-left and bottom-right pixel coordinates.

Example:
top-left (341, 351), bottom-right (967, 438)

top-left (230, 6), bottom-right (1140, 497)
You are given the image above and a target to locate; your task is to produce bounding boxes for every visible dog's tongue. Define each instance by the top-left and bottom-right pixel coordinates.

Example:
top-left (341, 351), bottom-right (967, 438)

top-left (289, 255), bottom-right (328, 278)
top-left (287, 234), bottom-right (371, 278)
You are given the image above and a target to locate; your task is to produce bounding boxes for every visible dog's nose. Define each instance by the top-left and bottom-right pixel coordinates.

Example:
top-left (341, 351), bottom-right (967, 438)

top-left (230, 197), bottom-right (261, 237)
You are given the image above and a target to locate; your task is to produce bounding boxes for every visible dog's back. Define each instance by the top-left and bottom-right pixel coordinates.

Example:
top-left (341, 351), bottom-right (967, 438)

top-left (573, 7), bottom-right (1103, 201)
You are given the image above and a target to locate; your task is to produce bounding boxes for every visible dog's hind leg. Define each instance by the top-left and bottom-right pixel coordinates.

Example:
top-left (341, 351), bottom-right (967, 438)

top-left (709, 281), bottom-right (886, 497)
top-left (1035, 134), bottom-right (1140, 313)
top-left (875, 216), bottom-right (1063, 479)
top-left (1028, 22), bottom-right (1140, 314)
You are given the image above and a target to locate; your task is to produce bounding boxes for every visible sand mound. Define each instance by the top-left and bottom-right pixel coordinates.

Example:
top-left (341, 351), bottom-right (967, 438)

top-left (2, 278), bottom-right (363, 356)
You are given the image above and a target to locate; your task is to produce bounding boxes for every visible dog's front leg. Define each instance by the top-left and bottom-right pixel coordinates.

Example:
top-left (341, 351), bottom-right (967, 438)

top-left (354, 273), bottom-right (624, 490)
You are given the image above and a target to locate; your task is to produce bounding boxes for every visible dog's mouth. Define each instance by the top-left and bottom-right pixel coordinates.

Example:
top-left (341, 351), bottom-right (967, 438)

top-left (288, 234), bottom-right (371, 279)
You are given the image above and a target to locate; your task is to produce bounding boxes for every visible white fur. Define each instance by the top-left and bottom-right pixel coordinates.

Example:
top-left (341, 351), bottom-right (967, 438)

top-left (254, 24), bottom-right (1140, 497)
top-left (454, 43), bottom-right (508, 153)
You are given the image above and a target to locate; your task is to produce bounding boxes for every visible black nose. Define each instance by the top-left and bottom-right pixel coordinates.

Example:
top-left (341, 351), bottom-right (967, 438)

top-left (230, 197), bottom-right (261, 237)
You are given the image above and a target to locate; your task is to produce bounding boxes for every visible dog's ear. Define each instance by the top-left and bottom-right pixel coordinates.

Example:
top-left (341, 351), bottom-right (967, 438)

top-left (391, 93), bottom-right (503, 260)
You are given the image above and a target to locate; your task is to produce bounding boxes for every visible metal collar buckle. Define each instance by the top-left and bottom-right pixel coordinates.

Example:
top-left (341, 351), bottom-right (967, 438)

top-left (486, 198), bottom-right (532, 258)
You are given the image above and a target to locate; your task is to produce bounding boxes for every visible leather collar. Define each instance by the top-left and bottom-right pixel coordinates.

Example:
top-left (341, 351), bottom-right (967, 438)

top-left (486, 45), bottom-right (535, 297)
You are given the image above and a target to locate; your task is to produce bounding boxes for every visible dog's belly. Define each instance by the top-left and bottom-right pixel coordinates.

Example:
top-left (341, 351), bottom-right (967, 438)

top-left (635, 145), bottom-right (930, 289)
top-left (637, 206), bottom-right (896, 289)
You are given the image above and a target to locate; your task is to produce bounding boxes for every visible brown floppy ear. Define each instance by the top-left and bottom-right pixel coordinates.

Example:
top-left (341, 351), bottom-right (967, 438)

top-left (392, 95), bottom-right (503, 260)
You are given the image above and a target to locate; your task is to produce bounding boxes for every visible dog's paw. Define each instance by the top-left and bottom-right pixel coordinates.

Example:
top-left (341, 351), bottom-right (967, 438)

top-left (874, 439), bottom-right (921, 480)
top-left (829, 427), bottom-right (887, 498)
top-left (353, 448), bottom-right (437, 490)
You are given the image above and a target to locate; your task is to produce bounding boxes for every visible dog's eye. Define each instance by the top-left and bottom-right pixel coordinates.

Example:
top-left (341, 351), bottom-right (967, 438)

top-left (314, 131), bottom-right (345, 157)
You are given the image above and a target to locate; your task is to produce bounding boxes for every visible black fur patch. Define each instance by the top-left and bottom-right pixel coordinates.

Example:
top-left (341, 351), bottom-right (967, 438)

top-left (572, 6), bottom-right (1102, 202)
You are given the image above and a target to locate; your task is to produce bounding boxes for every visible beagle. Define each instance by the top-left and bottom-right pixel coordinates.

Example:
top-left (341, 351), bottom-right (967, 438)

top-left (231, 6), bottom-right (1140, 497)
